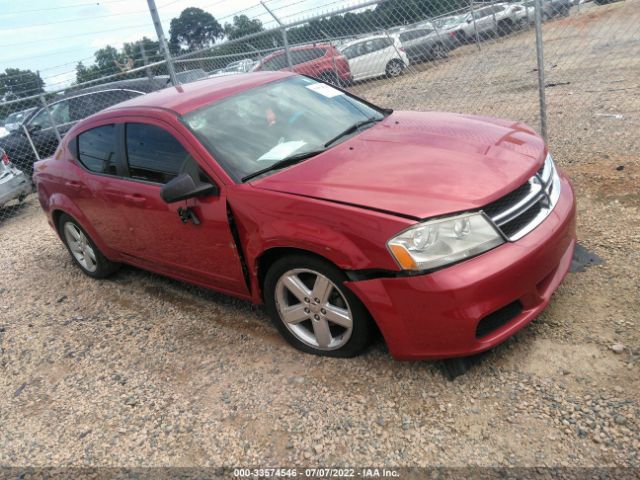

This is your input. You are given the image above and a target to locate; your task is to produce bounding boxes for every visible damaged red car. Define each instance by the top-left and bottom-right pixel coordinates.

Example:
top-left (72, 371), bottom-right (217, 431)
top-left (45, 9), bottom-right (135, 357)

top-left (34, 72), bottom-right (576, 360)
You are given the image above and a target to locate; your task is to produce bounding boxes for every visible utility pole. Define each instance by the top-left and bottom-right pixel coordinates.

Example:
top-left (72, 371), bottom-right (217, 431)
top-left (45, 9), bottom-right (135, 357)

top-left (146, 0), bottom-right (179, 86)
top-left (261, 1), bottom-right (293, 69)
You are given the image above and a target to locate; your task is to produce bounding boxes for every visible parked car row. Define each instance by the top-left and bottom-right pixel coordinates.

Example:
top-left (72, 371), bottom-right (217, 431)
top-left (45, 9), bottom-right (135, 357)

top-left (221, 0), bottom-right (575, 87)
top-left (0, 71), bottom-right (210, 181)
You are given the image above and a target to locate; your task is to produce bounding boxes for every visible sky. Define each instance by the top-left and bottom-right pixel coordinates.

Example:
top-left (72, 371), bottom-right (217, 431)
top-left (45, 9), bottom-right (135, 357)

top-left (0, 0), bottom-right (367, 92)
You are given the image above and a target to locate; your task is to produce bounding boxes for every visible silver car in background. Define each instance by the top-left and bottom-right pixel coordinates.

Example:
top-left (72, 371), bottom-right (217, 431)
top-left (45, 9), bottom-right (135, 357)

top-left (0, 149), bottom-right (31, 210)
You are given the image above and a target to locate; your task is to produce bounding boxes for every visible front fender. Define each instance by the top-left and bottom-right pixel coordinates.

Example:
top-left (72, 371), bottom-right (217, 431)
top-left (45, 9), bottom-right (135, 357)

top-left (227, 186), bottom-right (412, 303)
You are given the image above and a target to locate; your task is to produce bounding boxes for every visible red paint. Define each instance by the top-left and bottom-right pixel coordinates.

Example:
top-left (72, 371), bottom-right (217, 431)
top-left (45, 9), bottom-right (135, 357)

top-left (33, 72), bottom-right (577, 359)
top-left (252, 44), bottom-right (352, 83)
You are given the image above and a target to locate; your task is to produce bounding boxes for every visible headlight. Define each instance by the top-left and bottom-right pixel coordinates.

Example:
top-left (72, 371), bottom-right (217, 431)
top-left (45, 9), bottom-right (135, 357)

top-left (387, 212), bottom-right (504, 271)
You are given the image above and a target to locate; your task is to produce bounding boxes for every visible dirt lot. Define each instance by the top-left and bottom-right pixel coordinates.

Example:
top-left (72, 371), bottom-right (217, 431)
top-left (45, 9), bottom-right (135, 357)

top-left (1, 0), bottom-right (638, 471)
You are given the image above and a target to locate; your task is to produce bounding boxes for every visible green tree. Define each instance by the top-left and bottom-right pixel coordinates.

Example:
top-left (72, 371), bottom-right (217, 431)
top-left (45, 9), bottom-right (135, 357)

top-left (169, 7), bottom-right (224, 52)
top-left (224, 15), bottom-right (264, 40)
top-left (0, 68), bottom-right (45, 100)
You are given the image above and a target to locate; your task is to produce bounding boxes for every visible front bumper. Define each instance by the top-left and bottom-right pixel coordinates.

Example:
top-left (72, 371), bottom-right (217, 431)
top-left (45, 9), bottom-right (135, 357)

top-left (345, 174), bottom-right (576, 360)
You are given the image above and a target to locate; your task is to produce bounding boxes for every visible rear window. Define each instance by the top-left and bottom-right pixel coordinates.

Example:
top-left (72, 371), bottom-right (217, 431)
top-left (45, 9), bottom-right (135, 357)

top-left (290, 48), bottom-right (327, 65)
top-left (125, 123), bottom-right (192, 184)
top-left (77, 124), bottom-right (118, 175)
top-left (260, 53), bottom-right (289, 71)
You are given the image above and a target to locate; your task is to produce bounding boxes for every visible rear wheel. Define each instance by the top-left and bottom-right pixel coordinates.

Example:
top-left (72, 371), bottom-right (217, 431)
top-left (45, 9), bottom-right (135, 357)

top-left (497, 19), bottom-right (514, 36)
top-left (430, 43), bottom-right (449, 60)
top-left (264, 254), bottom-right (373, 357)
top-left (385, 59), bottom-right (405, 78)
top-left (59, 213), bottom-right (120, 278)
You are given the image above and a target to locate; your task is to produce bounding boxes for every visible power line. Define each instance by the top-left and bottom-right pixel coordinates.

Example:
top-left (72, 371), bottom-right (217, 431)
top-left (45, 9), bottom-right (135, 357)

top-left (7, 7), bottom-right (151, 30)
top-left (0, 0), bottom-right (130, 17)
top-left (0, 23), bottom-right (153, 49)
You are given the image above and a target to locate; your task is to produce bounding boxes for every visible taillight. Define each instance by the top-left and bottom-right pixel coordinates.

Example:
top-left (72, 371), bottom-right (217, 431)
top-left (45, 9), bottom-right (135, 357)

top-left (1, 151), bottom-right (9, 166)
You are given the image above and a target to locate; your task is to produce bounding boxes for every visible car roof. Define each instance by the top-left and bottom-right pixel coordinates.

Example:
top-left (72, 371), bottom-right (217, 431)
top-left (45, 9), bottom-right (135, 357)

top-left (100, 71), bottom-right (294, 117)
top-left (261, 43), bottom-right (332, 61)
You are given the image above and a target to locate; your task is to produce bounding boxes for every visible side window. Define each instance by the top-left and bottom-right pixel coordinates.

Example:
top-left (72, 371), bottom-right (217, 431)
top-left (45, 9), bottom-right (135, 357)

top-left (28, 101), bottom-right (71, 130)
top-left (342, 45), bottom-right (357, 59)
top-left (290, 48), bottom-right (326, 65)
top-left (480, 8), bottom-right (494, 18)
top-left (77, 124), bottom-right (118, 175)
top-left (125, 123), bottom-right (192, 184)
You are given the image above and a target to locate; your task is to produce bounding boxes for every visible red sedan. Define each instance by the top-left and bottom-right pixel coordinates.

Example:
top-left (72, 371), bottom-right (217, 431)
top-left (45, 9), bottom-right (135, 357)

top-left (33, 72), bottom-right (576, 360)
top-left (252, 44), bottom-right (352, 86)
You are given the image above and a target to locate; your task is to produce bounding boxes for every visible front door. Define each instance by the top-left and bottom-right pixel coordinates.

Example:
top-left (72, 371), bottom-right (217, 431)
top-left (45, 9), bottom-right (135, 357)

top-left (87, 119), bottom-right (248, 295)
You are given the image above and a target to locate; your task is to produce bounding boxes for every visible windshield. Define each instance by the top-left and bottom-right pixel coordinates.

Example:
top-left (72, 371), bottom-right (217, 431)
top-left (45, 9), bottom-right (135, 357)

top-left (182, 76), bottom-right (385, 181)
top-left (6, 109), bottom-right (32, 124)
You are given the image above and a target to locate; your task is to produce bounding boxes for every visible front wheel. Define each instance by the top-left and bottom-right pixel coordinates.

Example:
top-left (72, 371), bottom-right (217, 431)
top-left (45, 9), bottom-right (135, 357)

top-left (59, 213), bottom-right (120, 278)
top-left (264, 254), bottom-right (373, 357)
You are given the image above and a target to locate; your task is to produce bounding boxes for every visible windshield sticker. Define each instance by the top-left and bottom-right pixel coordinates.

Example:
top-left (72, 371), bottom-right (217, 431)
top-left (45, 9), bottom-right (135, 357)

top-left (258, 140), bottom-right (307, 162)
top-left (305, 83), bottom-right (344, 98)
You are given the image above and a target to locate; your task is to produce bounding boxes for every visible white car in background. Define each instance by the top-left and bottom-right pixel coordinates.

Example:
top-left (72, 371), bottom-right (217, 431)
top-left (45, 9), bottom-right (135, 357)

top-left (0, 149), bottom-right (31, 210)
top-left (459, 3), bottom-right (526, 40)
top-left (339, 35), bottom-right (409, 81)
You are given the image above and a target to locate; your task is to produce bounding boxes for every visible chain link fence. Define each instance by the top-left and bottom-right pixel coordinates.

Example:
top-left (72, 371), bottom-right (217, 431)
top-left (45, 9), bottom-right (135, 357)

top-left (1, 0), bottom-right (638, 226)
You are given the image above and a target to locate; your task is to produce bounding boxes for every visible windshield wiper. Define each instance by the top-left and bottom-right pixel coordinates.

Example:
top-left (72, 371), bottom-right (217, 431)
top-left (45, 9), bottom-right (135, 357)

top-left (324, 116), bottom-right (382, 148)
top-left (241, 149), bottom-right (326, 182)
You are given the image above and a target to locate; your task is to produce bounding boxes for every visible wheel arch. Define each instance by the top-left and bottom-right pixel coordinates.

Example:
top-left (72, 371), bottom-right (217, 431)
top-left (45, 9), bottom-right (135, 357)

top-left (47, 193), bottom-right (116, 260)
top-left (256, 246), bottom-right (341, 301)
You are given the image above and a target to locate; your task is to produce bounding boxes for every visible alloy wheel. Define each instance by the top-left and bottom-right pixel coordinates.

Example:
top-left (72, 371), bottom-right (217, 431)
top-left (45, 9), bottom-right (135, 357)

top-left (275, 268), bottom-right (353, 350)
top-left (387, 61), bottom-right (403, 77)
top-left (63, 222), bottom-right (98, 273)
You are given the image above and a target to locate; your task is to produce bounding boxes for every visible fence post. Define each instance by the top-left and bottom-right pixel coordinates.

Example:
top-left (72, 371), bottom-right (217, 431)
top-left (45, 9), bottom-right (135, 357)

top-left (146, 0), bottom-right (179, 86)
top-left (469, 2), bottom-right (481, 50)
top-left (260, 1), bottom-right (292, 69)
top-left (534, 0), bottom-right (548, 141)
top-left (39, 95), bottom-right (61, 143)
top-left (139, 43), bottom-right (154, 84)
top-left (21, 124), bottom-right (41, 162)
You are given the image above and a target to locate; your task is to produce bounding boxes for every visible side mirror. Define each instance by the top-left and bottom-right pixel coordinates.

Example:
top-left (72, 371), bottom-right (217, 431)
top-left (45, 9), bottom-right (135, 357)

top-left (160, 173), bottom-right (218, 203)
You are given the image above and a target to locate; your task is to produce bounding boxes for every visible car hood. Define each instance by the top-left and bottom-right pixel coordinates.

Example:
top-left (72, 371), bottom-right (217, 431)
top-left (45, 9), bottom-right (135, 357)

top-left (252, 111), bottom-right (546, 219)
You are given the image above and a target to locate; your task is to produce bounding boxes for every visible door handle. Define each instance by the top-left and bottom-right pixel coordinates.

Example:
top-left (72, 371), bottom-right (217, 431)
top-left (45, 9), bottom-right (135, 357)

top-left (124, 194), bottom-right (146, 205)
top-left (65, 180), bottom-right (82, 189)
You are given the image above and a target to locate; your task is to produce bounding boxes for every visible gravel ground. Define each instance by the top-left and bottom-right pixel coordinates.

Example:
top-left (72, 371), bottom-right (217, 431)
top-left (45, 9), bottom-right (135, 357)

top-left (1, 0), bottom-right (639, 470)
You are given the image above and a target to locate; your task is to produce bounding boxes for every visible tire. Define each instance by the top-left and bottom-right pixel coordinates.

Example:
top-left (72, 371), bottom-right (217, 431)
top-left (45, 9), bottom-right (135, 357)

top-left (385, 59), bottom-right (405, 78)
top-left (264, 254), bottom-right (373, 358)
top-left (497, 19), bottom-right (514, 36)
top-left (442, 358), bottom-right (472, 380)
top-left (58, 213), bottom-right (120, 278)
top-left (430, 43), bottom-right (449, 60)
